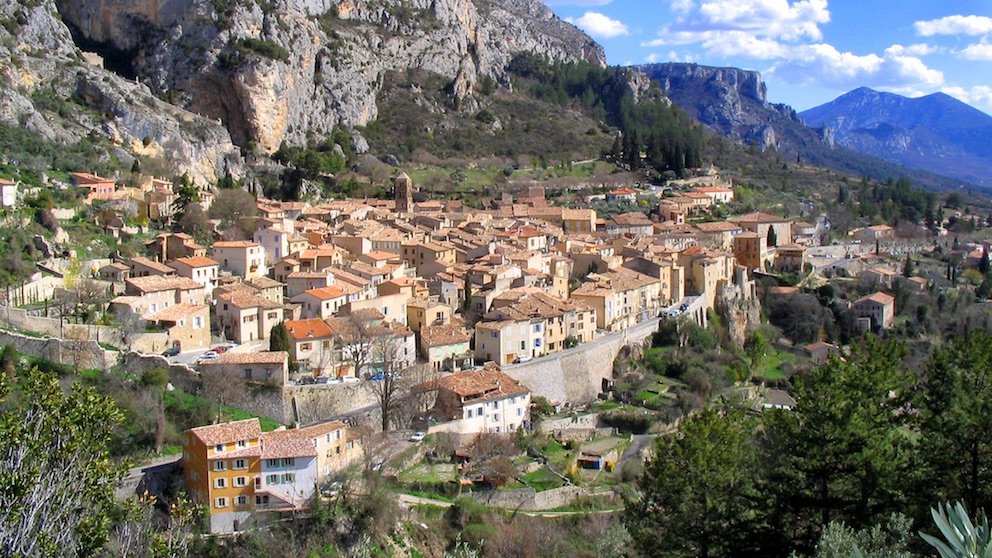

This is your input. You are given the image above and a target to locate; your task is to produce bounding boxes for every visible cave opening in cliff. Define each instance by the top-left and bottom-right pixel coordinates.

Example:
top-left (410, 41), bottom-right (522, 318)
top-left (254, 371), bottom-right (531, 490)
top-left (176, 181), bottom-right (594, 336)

top-left (59, 18), bottom-right (139, 81)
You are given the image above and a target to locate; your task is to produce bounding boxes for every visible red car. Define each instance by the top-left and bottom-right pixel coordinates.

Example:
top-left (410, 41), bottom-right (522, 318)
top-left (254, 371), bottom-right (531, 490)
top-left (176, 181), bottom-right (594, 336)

top-left (211, 346), bottom-right (228, 354)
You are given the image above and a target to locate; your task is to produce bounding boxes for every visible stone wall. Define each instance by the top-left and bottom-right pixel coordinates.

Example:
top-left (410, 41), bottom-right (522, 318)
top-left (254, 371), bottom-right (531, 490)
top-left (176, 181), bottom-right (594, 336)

top-left (501, 318), bottom-right (661, 405)
top-left (0, 329), bottom-right (118, 370)
top-left (470, 485), bottom-right (595, 511)
top-left (0, 304), bottom-right (167, 352)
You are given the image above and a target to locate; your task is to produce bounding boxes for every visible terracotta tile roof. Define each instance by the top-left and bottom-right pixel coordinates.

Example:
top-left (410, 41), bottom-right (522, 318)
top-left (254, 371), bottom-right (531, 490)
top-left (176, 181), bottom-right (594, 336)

top-left (435, 369), bottom-right (530, 402)
top-left (145, 302), bottom-right (208, 323)
top-left (261, 430), bottom-right (317, 459)
top-left (858, 292), bottom-right (896, 306)
top-left (247, 276), bottom-right (284, 289)
top-left (298, 419), bottom-right (348, 439)
top-left (102, 262), bottom-right (130, 271)
top-left (286, 318), bottom-right (334, 340)
top-left (690, 185), bottom-right (733, 193)
top-left (731, 212), bottom-right (790, 224)
top-left (129, 257), bottom-right (175, 274)
top-left (363, 250), bottom-right (397, 261)
top-left (201, 351), bottom-right (288, 365)
top-left (300, 286), bottom-right (346, 301)
top-left (421, 323), bottom-right (470, 347)
top-left (212, 240), bottom-right (259, 249)
top-left (126, 275), bottom-right (202, 293)
top-left (172, 256), bottom-right (218, 268)
top-left (218, 290), bottom-right (283, 310)
top-left (189, 418), bottom-right (262, 446)
top-left (695, 221), bottom-right (741, 233)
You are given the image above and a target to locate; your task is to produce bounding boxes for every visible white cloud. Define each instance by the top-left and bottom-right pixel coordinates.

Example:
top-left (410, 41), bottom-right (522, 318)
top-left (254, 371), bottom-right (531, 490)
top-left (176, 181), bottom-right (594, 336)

top-left (670, 0), bottom-right (695, 13)
top-left (885, 43), bottom-right (940, 57)
top-left (544, 0), bottom-right (612, 6)
top-left (567, 11), bottom-right (630, 39)
top-left (941, 85), bottom-right (992, 113)
top-left (915, 15), bottom-right (992, 37)
top-left (645, 52), bottom-right (663, 63)
top-left (960, 41), bottom-right (992, 60)
top-left (768, 44), bottom-right (943, 89)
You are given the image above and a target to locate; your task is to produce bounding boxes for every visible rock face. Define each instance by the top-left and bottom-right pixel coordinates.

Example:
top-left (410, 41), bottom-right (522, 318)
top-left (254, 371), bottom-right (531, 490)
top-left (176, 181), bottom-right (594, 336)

top-left (0, 0), bottom-right (244, 185)
top-left (632, 63), bottom-right (800, 150)
top-left (633, 62), bottom-right (970, 191)
top-left (801, 87), bottom-right (992, 187)
top-left (55, 0), bottom-right (605, 153)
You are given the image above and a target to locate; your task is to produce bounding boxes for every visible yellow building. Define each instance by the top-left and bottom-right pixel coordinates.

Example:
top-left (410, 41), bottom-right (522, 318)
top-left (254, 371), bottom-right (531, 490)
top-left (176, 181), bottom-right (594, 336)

top-left (183, 419), bottom-right (263, 534)
top-left (733, 232), bottom-right (768, 273)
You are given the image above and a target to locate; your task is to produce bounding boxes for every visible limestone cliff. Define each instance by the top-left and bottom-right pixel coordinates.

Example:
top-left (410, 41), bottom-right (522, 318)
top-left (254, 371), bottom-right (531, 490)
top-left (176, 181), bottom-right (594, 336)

top-left (0, 0), bottom-right (244, 185)
top-left (55, 0), bottom-right (606, 153)
top-left (632, 63), bottom-right (800, 151)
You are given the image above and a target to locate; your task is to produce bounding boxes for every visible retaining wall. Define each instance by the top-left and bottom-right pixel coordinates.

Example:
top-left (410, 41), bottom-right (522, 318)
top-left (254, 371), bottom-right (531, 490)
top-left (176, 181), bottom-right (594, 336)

top-left (501, 318), bottom-right (660, 405)
top-left (470, 485), bottom-right (592, 511)
top-left (0, 329), bottom-right (118, 370)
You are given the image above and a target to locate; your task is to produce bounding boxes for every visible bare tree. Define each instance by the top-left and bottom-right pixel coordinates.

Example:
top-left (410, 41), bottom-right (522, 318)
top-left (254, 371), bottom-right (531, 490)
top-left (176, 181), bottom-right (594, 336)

top-left (363, 334), bottom-right (409, 432)
top-left (200, 367), bottom-right (245, 423)
top-left (400, 363), bottom-right (441, 427)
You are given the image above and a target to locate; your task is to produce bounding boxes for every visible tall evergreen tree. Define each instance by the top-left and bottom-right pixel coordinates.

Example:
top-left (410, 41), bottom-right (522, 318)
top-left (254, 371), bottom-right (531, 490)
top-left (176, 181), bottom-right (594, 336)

top-left (626, 407), bottom-right (761, 558)
top-left (767, 225), bottom-right (778, 248)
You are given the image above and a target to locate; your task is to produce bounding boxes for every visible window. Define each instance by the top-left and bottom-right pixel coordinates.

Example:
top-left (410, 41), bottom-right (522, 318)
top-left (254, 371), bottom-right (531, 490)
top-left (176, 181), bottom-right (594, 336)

top-left (266, 474), bottom-right (279, 485)
top-left (237, 440), bottom-right (246, 449)
top-left (281, 473), bottom-right (295, 483)
top-left (255, 495), bottom-right (269, 505)
top-left (281, 458), bottom-right (294, 467)
top-left (517, 408), bottom-right (523, 417)
top-left (235, 476), bottom-right (247, 487)
top-left (520, 341), bottom-right (526, 351)
top-left (533, 324), bottom-right (542, 332)
top-left (193, 316), bottom-right (203, 329)
top-left (215, 444), bottom-right (224, 453)
top-left (243, 368), bottom-right (252, 379)
top-left (236, 495), bottom-right (248, 506)
top-left (466, 409), bottom-right (473, 418)
top-left (215, 478), bottom-right (226, 489)
top-left (214, 461), bottom-right (226, 471)
top-left (215, 497), bottom-right (227, 508)
top-left (336, 430), bottom-right (341, 440)
top-left (266, 459), bottom-right (280, 468)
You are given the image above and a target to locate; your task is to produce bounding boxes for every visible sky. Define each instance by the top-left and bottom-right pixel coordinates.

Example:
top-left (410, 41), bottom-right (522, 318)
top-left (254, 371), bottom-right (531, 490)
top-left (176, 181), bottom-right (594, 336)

top-left (542, 0), bottom-right (992, 115)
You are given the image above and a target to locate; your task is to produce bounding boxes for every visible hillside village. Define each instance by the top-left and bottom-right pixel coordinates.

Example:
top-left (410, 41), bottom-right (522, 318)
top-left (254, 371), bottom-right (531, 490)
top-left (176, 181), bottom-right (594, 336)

top-left (1, 162), bottom-right (989, 538)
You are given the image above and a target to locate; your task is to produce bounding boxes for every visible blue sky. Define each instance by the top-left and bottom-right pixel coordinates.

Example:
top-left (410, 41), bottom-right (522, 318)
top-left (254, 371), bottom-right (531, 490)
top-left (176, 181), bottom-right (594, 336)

top-left (542, 0), bottom-right (992, 114)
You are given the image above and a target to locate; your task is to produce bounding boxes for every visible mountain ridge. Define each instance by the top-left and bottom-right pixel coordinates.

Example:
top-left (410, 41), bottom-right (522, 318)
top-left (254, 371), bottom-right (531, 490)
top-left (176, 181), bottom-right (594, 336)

top-left (801, 87), bottom-right (992, 187)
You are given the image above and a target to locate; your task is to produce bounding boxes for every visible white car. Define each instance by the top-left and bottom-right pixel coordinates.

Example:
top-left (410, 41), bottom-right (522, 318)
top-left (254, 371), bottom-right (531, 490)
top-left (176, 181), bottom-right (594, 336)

top-left (409, 431), bottom-right (427, 442)
top-left (196, 351), bottom-right (219, 363)
top-left (514, 355), bottom-right (533, 364)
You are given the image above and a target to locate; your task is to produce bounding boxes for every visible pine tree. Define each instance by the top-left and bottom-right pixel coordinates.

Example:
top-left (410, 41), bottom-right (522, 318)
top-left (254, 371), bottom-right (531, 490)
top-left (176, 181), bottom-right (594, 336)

top-left (980, 248), bottom-right (990, 275)
top-left (903, 254), bottom-right (915, 277)
top-left (767, 225), bottom-right (778, 247)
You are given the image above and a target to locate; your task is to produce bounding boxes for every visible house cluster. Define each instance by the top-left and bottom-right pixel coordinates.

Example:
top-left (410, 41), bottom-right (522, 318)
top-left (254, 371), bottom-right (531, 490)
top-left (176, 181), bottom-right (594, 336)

top-left (182, 417), bottom-right (361, 533)
top-left (89, 172), bottom-right (836, 380)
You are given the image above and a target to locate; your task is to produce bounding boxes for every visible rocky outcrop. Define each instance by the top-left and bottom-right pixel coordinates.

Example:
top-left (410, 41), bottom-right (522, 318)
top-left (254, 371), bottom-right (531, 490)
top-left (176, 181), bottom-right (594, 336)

top-left (632, 63), bottom-right (801, 150)
top-left (55, 0), bottom-right (605, 154)
top-left (0, 0), bottom-right (245, 185)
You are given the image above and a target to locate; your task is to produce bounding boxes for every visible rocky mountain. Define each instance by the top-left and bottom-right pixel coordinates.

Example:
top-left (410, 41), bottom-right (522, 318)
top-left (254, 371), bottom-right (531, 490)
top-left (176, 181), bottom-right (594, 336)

top-left (633, 62), bottom-right (971, 191)
top-left (801, 87), bottom-right (992, 187)
top-left (631, 63), bottom-right (803, 150)
top-left (55, 0), bottom-right (605, 154)
top-left (0, 0), bottom-right (245, 184)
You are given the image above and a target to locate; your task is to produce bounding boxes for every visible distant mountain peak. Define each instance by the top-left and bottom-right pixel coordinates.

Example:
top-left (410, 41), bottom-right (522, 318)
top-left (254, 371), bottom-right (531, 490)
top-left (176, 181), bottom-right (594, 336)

top-left (801, 88), bottom-right (992, 187)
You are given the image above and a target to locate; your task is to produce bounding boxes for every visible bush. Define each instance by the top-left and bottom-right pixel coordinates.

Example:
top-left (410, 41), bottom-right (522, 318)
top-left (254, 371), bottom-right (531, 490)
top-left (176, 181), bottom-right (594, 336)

top-left (601, 409), bottom-right (657, 434)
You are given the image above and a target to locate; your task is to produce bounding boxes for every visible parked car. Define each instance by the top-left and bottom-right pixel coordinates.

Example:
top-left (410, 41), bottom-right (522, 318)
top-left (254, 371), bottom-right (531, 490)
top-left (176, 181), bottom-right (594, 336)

top-left (313, 376), bottom-right (331, 384)
top-left (196, 351), bottom-right (219, 363)
top-left (211, 346), bottom-right (228, 354)
top-left (368, 373), bottom-right (385, 381)
top-left (161, 346), bottom-right (180, 357)
top-left (409, 431), bottom-right (427, 442)
top-left (514, 355), bottom-right (533, 364)
top-left (299, 376), bottom-right (316, 385)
